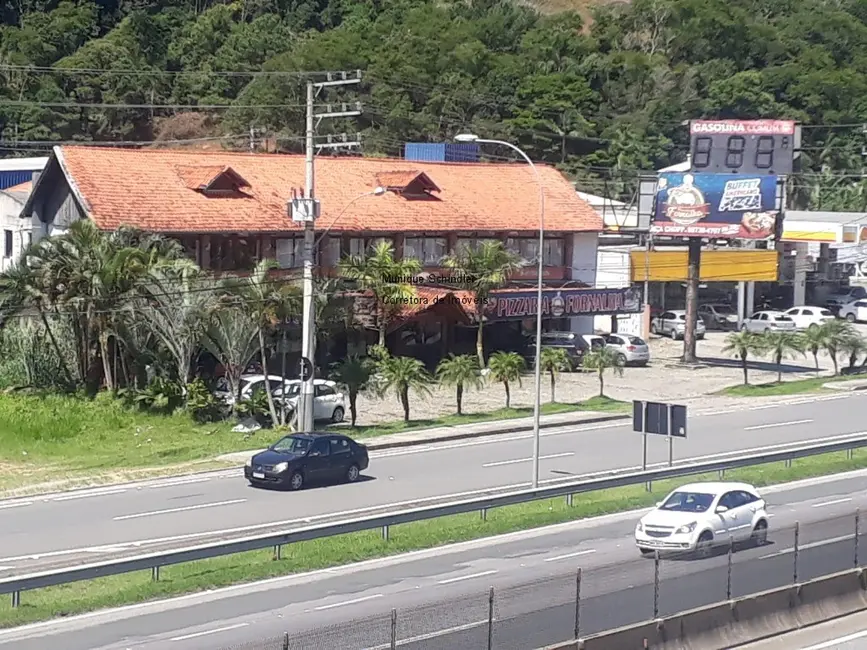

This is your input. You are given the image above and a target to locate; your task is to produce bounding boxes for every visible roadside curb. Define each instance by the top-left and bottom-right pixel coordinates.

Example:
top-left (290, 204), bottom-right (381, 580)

top-left (363, 412), bottom-right (630, 451)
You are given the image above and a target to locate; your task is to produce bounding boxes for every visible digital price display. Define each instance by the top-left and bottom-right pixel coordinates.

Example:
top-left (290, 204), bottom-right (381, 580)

top-left (689, 120), bottom-right (796, 176)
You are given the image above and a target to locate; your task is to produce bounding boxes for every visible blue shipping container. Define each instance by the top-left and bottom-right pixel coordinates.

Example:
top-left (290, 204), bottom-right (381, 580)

top-left (0, 170), bottom-right (35, 190)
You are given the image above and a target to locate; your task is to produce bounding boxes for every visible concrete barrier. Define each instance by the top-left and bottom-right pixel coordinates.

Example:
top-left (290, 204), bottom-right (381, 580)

top-left (539, 568), bottom-right (867, 650)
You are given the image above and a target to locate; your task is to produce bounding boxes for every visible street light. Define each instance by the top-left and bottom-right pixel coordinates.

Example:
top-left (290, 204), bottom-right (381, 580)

top-left (455, 133), bottom-right (546, 489)
top-left (296, 186), bottom-right (387, 432)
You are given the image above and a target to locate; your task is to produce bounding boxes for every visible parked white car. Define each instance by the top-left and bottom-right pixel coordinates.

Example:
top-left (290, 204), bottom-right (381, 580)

top-left (839, 299), bottom-right (867, 324)
top-left (740, 310), bottom-right (797, 333)
top-left (784, 306), bottom-right (835, 330)
top-left (650, 310), bottom-right (706, 340)
top-left (634, 482), bottom-right (769, 557)
top-left (215, 375), bottom-right (347, 423)
top-left (214, 374), bottom-right (295, 405)
top-left (603, 333), bottom-right (650, 366)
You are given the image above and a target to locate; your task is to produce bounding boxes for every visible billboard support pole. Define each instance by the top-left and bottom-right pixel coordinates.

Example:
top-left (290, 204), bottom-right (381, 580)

top-left (668, 434), bottom-right (673, 467)
top-left (682, 238), bottom-right (701, 364)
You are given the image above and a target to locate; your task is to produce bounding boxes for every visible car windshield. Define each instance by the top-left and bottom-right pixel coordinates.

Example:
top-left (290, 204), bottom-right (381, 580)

top-left (280, 384), bottom-right (301, 397)
top-left (775, 315), bottom-right (793, 321)
top-left (270, 435), bottom-right (312, 454)
top-left (659, 491), bottom-right (715, 513)
top-left (627, 336), bottom-right (646, 345)
top-left (820, 309), bottom-right (834, 316)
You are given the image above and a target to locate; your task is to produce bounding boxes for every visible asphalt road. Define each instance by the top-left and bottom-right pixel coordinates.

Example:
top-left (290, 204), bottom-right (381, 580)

top-left (3, 470), bottom-right (867, 650)
top-left (0, 392), bottom-right (862, 576)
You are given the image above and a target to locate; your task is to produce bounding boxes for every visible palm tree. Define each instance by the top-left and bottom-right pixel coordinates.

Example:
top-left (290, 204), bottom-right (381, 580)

top-left (436, 354), bottom-right (483, 415)
top-left (820, 319), bottom-right (856, 376)
top-left (722, 330), bottom-right (766, 385)
top-left (539, 346), bottom-right (571, 403)
top-left (443, 241), bottom-right (524, 368)
top-left (487, 351), bottom-right (525, 408)
top-left (801, 324), bottom-right (830, 375)
top-left (338, 241), bottom-right (421, 347)
top-left (375, 354), bottom-right (432, 422)
top-left (840, 333), bottom-right (867, 372)
top-left (331, 355), bottom-right (374, 426)
top-left (201, 302), bottom-right (260, 410)
top-left (761, 331), bottom-right (806, 383)
top-left (582, 346), bottom-right (624, 397)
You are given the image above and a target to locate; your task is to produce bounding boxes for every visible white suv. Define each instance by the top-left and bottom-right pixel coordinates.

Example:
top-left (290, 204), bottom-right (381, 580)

top-left (635, 482), bottom-right (769, 557)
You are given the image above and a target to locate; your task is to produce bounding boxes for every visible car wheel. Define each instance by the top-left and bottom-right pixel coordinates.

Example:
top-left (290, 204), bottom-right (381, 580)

top-left (670, 329), bottom-right (678, 340)
top-left (695, 531), bottom-right (714, 558)
top-left (331, 406), bottom-right (345, 423)
top-left (808, 323), bottom-right (818, 330)
top-left (740, 324), bottom-right (748, 332)
top-left (288, 471), bottom-right (304, 491)
top-left (650, 323), bottom-right (658, 335)
top-left (764, 327), bottom-right (771, 333)
top-left (345, 463), bottom-right (360, 483)
top-left (616, 353), bottom-right (627, 365)
top-left (639, 547), bottom-right (654, 557)
top-left (697, 334), bottom-right (705, 340)
top-left (751, 520), bottom-right (768, 547)
top-left (847, 313), bottom-right (856, 323)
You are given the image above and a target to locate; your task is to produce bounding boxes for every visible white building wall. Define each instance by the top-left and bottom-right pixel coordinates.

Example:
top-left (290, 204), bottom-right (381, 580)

top-left (592, 247), bottom-right (641, 335)
top-left (0, 192), bottom-right (37, 272)
top-left (569, 232), bottom-right (599, 334)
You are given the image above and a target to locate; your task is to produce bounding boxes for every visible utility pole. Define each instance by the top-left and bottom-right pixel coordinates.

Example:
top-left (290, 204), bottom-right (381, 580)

top-left (292, 71), bottom-right (362, 433)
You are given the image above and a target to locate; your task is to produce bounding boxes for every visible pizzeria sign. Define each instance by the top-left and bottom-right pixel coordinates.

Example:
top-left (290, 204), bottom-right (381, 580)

top-left (484, 287), bottom-right (643, 320)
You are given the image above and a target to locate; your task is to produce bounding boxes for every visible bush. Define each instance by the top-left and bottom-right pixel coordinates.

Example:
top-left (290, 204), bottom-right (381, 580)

top-left (185, 379), bottom-right (224, 423)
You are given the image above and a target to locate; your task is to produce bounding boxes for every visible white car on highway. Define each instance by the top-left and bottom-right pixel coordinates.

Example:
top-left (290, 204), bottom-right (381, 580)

top-left (634, 482), bottom-right (769, 557)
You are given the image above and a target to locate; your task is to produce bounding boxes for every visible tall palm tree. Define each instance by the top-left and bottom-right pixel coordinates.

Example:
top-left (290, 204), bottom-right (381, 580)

top-left (331, 355), bottom-right (374, 427)
top-left (840, 333), bottom-right (867, 372)
top-left (338, 241), bottom-right (421, 347)
top-left (722, 330), bottom-right (765, 385)
top-left (540, 346), bottom-right (571, 403)
top-left (487, 351), bottom-right (525, 408)
top-left (801, 324), bottom-right (830, 375)
top-left (443, 241), bottom-right (524, 367)
top-left (375, 354), bottom-right (432, 422)
top-left (761, 331), bottom-right (806, 383)
top-left (201, 301), bottom-right (260, 410)
top-left (436, 354), bottom-right (483, 415)
top-left (582, 346), bottom-right (624, 397)
top-left (821, 319), bottom-right (856, 376)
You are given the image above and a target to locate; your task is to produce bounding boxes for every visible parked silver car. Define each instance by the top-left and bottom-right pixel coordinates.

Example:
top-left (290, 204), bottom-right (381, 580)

top-left (697, 303), bottom-right (739, 330)
top-left (740, 310), bottom-right (797, 333)
top-left (603, 333), bottom-right (650, 366)
top-left (650, 310), bottom-right (706, 340)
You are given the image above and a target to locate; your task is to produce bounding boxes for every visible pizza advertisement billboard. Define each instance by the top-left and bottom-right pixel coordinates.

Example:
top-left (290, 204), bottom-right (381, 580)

top-left (652, 172), bottom-right (779, 239)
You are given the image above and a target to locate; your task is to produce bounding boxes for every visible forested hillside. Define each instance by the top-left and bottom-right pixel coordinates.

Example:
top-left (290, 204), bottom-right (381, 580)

top-left (2, 0), bottom-right (867, 206)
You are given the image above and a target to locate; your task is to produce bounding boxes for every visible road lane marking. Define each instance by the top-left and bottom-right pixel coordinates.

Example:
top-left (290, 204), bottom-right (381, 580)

top-left (483, 452), bottom-right (575, 468)
top-left (801, 629), bottom-right (867, 650)
top-left (150, 477), bottom-right (211, 489)
top-left (113, 499), bottom-right (247, 521)
top-left (365, 620), bottom-right (491, 649)
top-left (759, 534), bottom-right (854, 558)
top-left (169, 623), bottom-right (249, 641)
top-left (313, 594), bottom-right (383, 610)
top-left (544, 549), bottom-right (597, 562)
top-left (811, 497), bottom-right (852, 508)
top-left (743, 419), bottom-right (813, 431)
top-left (438, 570), bottom-right (498, 585)
top-left (0, 566), bottom-right (14, 570)
top-left (0, 501), bottom-right (32, 510)
top-left (52, 488), bottom-right (127, 501)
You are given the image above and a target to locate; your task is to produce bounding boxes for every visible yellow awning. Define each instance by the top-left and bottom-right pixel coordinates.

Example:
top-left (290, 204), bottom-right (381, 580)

top-left (630, 249), bottom-right (778, 282)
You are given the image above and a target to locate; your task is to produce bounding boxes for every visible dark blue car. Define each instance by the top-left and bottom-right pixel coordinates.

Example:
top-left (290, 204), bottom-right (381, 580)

top-left (244, 432), bottom-right (369, 491)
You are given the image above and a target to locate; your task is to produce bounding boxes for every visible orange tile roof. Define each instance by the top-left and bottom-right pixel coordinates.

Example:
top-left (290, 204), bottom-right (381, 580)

top-left (52, 146), bottom-right (601, 234)
top-left (5, 181), bottom-right (32, 193)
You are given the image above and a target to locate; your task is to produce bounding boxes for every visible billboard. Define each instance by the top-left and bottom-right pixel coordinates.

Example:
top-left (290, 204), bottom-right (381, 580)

top-left (652, 172), bottom-right (779, 239)
top-left (484, 287), bottom-right (642, 321)
top-left (689, 120), bottom-right (797, 176)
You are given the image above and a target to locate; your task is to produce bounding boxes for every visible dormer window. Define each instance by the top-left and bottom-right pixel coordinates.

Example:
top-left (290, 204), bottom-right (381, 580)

top-left (175, 165), bottom-right (251, 196)
top-left (375, 171), bottom-right (440, 198)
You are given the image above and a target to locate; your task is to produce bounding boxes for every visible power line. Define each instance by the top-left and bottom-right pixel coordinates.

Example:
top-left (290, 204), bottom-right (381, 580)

top-left (0, 64), bottom-right (333, 78)
top-left (0, 99), bottom-right (307, 110)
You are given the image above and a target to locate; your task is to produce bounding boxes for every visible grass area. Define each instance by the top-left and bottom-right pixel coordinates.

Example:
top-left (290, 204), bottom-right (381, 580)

top-left (719, 374), bottom-right (860, 397)
top-left (0, 393), bottom-right (628, 493)
top-left (346, 395), bottom-right (630, 439)
top-left (1, 446), bottom-right (866, 628)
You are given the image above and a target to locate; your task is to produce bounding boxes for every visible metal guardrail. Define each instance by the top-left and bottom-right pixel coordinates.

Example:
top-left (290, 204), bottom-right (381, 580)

top-left (3, 432), bottom-right (867, 605)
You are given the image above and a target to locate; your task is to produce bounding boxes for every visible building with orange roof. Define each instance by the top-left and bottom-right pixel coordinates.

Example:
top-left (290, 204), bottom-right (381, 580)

top-left (22, 145), bottom-right (644, 363)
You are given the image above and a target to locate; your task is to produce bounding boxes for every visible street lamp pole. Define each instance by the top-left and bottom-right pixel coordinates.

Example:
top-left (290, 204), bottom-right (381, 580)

top-left (455, 134), bottom-right (546, 488)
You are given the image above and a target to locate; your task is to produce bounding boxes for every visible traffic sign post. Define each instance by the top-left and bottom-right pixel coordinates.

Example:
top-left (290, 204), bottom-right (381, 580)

top-left (632, 400), bottom-right (688, 476)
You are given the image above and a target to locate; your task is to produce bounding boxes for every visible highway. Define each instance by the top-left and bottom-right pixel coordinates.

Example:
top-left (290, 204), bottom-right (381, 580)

top-left (2, 469), bottom-right (867, 650)
top-left (0, 392), bottom-right (862, 576)
top-left (739, 609), bottom-right (867, 649)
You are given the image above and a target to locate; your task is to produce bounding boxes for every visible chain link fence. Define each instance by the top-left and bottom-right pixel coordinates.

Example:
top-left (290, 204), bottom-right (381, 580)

top-left (218, 511), bottom-right (866, 650)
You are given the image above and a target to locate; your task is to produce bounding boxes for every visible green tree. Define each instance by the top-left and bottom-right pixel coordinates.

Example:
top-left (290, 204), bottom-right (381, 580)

top-left (840, 333), bottom-right (867, 372)
top-left (375, 354), bottom-right (432, 422)
top-left (801, 324), bottom-right (830, 375)
top-left (339, 241), bottom-right (421, 348)
top-left (201, 300), bottom-right (260, 411)
top-left (331, 355), bottom-right (374, 427)
top-left (582, 346), bottom-right (624, 397)
top-left (443, 241), bottom-right (523, 368)
top-left (487, 351), bottom-right (525, 409)
top-left (722, 330), bottom-right (766, 385)
top-left (436, 354), bottom-right (482, 415)
top-left (821, 319), bottom-right (856, 376)
top-left (539, 346), bottom-right (571, 402)
top-left (760, 331), bottom-right (806, 383)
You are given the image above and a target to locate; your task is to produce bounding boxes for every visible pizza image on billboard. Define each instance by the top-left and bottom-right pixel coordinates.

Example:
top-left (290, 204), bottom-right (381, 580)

top-left (653, 172), bottom-right (779, 239)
